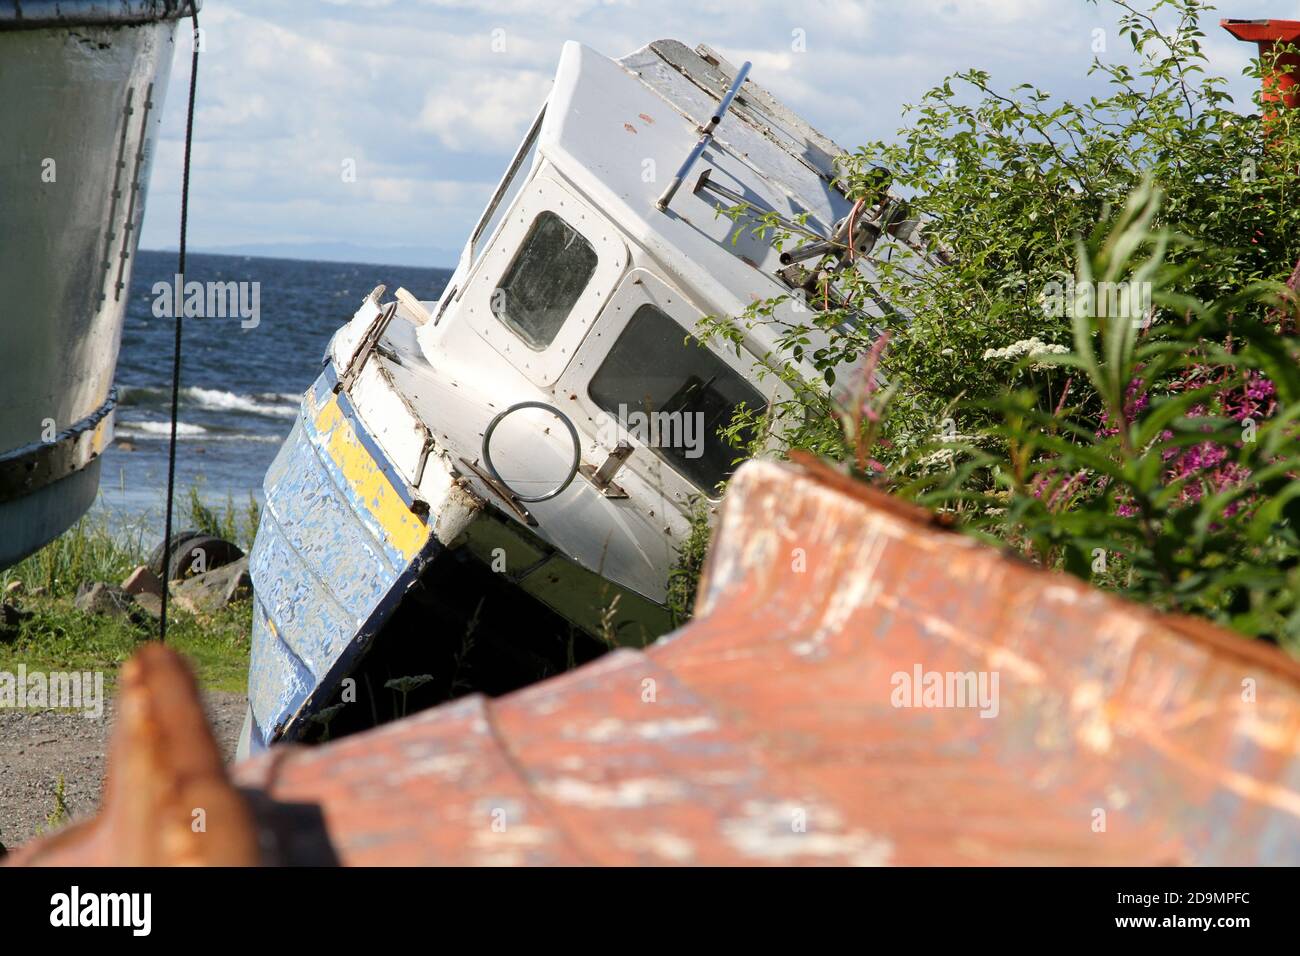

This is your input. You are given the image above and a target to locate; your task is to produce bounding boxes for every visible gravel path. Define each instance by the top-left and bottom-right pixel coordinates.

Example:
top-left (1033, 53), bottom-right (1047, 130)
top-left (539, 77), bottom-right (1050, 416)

top-left (0, 691), bottom-right (246, 851)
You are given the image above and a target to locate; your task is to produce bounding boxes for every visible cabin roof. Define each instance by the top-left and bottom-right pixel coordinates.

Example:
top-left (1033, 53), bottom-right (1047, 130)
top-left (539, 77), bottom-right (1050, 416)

top-left (537, 40), bottom-right (865, 339)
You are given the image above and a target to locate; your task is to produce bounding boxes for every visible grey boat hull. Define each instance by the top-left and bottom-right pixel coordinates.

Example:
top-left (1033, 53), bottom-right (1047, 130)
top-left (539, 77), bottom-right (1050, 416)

top-left (0, 3), bottom-right (191, 567)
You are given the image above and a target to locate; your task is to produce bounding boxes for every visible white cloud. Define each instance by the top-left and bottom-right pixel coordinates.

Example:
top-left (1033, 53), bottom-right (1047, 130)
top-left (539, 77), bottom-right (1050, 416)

top-left (139, 0), bottom-right (1290, 265)
top-left (417, 71), bottom-right (551, 151)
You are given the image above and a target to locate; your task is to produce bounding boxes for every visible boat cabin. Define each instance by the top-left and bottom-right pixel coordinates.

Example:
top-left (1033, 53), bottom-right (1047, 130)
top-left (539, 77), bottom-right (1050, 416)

top-left (242, 39), bottom-right (912, 754)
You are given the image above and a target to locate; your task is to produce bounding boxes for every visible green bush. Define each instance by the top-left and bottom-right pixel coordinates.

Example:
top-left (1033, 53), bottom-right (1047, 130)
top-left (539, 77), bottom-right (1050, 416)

top-left (703, 0), bottom-right (1299, 466)
top-left (907, 184), bottom-right (1300, 650)
top-left (692, 0), bottom-right (1300, 650)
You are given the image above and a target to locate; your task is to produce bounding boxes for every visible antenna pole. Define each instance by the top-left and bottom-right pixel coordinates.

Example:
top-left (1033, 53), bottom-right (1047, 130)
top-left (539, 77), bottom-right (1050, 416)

top-left (656, 60), bottom-right (751, 212)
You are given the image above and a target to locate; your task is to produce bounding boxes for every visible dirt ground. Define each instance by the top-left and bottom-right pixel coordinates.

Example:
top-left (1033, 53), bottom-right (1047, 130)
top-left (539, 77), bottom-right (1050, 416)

top-left (0, 691), bottom-right (246, 851)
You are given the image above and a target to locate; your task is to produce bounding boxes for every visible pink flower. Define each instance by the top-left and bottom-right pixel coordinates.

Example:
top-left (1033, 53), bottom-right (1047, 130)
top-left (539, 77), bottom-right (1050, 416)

top-left (1097, 367), bottom-right (1276, 520)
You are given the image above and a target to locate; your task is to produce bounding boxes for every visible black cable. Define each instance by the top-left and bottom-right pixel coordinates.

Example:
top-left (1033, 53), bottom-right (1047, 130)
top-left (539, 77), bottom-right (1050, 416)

top-left (160, 5), bottom-right (200, 643)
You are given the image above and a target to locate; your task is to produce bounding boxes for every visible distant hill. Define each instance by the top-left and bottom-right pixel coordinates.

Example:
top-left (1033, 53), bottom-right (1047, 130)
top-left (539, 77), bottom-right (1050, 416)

top-left (148, 240), bottom-right (460, 270)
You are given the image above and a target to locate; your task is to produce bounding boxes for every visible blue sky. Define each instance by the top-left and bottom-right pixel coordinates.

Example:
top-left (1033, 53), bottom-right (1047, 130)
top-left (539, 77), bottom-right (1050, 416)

top-left (138, 0), bottom-right (1297, 267)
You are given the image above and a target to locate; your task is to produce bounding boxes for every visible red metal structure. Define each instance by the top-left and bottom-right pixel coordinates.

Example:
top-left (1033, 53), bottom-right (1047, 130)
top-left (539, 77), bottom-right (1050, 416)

top-left (8, 456), bottom-right (1300, 865)
top-left (1223, 18), bottom-right (1300, 110)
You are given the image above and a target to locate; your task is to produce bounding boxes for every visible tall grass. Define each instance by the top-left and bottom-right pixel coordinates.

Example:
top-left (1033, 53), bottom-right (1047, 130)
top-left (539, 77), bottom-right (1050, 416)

top-left (666, 498), bottom-right (714, 626)
top-left (1, 515), bottom-right (147, 599)
top-left (186, 484), bottom-right (261, 551)
top-left (2, 483), bottom-right (262, 597)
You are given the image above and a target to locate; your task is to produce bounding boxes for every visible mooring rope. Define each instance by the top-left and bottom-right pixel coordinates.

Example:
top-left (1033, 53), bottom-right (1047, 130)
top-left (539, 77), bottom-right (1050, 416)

top-left (159, 4), bottom-right (201, 643)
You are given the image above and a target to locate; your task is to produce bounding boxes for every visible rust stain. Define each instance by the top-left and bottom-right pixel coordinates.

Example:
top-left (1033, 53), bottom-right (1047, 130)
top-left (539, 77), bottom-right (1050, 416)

top-left (623, 122), bottom-right (637, 134)
top-left (10, 456), bottom-right (1300, 865)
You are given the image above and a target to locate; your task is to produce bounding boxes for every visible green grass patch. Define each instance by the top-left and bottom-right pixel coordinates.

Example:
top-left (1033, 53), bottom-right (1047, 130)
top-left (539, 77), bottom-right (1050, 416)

top-left (1, 496), bottom-right (256, 695)
top-left (0, 594), bottom-right (251, 695)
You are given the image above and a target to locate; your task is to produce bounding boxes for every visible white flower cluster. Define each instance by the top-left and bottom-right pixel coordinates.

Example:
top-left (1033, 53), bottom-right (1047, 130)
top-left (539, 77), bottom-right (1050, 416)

top-left (981, 336), bottom-right (1069, 368)
top-left (917, 446), bottom-right (958, 468)
top-left (917, 435), bottom-right (977, 468)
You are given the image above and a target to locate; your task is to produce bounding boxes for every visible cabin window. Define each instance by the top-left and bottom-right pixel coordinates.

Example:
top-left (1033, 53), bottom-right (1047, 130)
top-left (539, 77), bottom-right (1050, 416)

top-left (589, 303), bottom-right (765, 493)
top-left (491, 211), bottom-right (597, 350)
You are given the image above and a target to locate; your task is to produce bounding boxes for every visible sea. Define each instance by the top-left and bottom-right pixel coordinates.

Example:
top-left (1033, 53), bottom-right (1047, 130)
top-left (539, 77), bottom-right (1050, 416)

top-left (99, 249), bottom-right (452, 528)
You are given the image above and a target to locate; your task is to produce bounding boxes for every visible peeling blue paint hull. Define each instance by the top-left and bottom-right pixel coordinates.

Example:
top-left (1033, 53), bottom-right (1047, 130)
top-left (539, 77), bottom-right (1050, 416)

top-left (246, 370), bottom-right (440, 752)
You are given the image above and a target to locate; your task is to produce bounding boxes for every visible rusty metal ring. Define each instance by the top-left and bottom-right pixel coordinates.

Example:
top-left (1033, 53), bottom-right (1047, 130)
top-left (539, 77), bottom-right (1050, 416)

top-left (481, 401), bottom-right (580, 503)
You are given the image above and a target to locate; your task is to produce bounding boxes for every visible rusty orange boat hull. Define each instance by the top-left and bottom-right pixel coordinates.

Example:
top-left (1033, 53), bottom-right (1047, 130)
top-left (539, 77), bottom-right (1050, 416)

top-left (9, 456), bottom-right (1300, 865)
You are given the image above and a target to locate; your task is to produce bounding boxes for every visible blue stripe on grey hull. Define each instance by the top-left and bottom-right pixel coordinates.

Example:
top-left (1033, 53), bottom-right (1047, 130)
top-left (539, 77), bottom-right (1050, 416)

top-left (246, 373), bottom-right (440, 751)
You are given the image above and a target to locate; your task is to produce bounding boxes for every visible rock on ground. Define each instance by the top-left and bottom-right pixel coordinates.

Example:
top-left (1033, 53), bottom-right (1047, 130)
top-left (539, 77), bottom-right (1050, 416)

top-left (73, 582), bottom-right (134, 619)
top-left (121, 565), bottom-right (164, 598)
top-left (1, 601), bottom-right (30, 638)
top-left (132, 592), bottom-right (163, 620)
top-left (171, 556), bottom-right (252, 615)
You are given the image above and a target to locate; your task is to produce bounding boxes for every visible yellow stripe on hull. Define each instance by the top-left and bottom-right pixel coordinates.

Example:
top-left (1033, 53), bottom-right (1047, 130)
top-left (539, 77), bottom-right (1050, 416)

top-left (310, 392), bottom-right (428, 562)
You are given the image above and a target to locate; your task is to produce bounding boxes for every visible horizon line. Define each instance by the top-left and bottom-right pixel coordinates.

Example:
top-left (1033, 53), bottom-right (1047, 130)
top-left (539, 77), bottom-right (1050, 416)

top-left (139, 247), bottom-right (457, 271)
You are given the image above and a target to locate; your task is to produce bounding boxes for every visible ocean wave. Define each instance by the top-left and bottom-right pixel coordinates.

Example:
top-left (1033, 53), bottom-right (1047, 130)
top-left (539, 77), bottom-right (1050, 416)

top-left (126, 420), bottom-right (208, 436)
top-left (115, 421), bottom-right (283, 443)
top-left (117, 385), bottom-right (168, 406)
top-left (118, 385), bottom-right (301, 419)
top-left (185, 386), bottom-right (300, 418)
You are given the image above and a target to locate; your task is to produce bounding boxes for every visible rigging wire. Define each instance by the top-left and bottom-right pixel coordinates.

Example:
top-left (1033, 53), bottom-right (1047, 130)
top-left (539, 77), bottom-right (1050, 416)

top-left (159, 3), bottom-right (201, 643)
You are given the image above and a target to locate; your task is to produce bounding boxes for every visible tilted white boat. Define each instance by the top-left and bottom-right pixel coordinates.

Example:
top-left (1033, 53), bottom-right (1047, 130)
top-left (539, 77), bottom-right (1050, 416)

top-left (0, 0), bottom-right (191, 568)
top-left (242, 39), bottom-right (922, 754)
